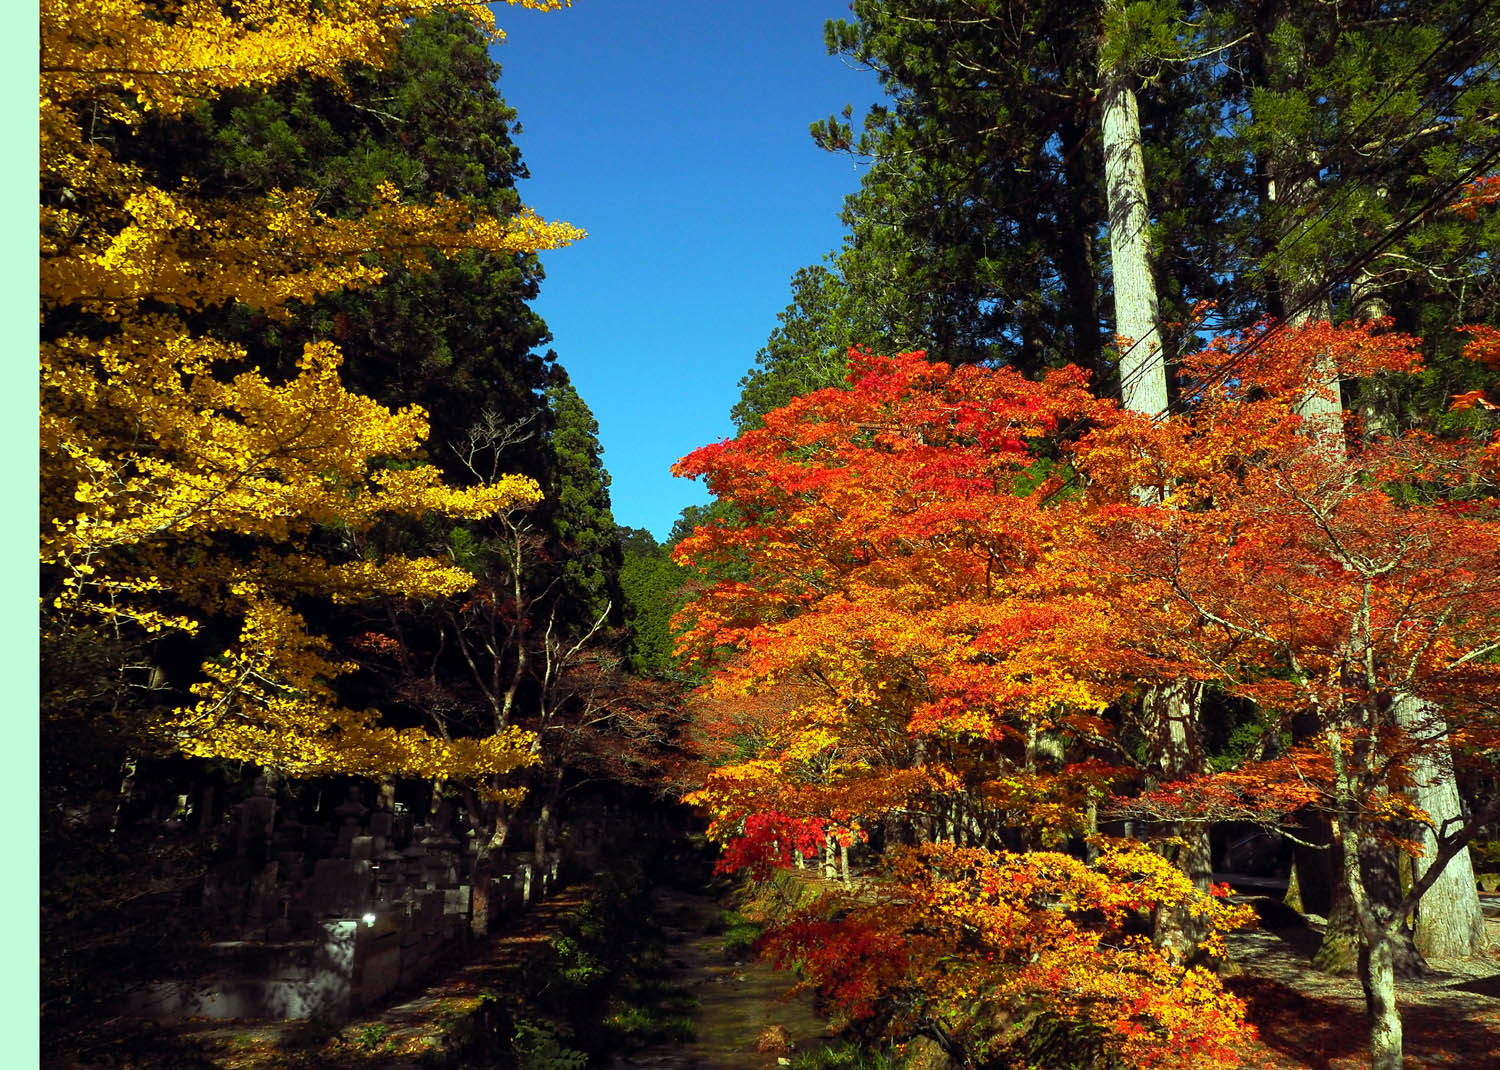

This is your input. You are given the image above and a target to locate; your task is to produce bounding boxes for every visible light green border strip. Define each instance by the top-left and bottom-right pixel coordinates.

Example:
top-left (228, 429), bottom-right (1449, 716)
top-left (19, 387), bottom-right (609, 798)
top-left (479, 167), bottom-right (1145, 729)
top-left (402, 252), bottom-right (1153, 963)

top-left (15, 1), bottom-right (41, 1061)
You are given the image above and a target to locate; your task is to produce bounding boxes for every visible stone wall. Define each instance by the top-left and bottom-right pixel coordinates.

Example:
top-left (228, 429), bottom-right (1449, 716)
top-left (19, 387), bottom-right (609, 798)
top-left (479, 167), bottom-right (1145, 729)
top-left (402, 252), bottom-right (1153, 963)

top-left (122, 796), bottom-right (615, 1023)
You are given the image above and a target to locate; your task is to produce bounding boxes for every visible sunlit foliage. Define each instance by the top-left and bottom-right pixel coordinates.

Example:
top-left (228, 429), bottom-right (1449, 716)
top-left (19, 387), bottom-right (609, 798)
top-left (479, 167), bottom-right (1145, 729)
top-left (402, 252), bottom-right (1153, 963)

top-left (40, 0), bottom-right (579, 777)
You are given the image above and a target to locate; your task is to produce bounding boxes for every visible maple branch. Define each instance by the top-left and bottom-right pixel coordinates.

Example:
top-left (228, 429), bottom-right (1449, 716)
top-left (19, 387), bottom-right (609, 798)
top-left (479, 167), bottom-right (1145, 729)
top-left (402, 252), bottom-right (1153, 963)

top-left (1446, 637), bottom-right (1500, 670)
top-left (1397, 796), bottom-right (1500, 923)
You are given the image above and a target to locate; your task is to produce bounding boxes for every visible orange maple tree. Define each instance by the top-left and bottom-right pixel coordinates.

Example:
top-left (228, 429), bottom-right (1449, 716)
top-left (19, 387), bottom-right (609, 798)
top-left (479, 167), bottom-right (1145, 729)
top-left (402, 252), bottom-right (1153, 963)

top-left (671, 350), bottom-right (1257, 1066)
top-left (763, 841), bottom-right (1252, 1069)
top-left (674, 325), bottom-right (1500, 1070)
top-left (673, 351), bottom-right (1129, 855)
top-left (1061, 319), bottom-right (1500, 1068)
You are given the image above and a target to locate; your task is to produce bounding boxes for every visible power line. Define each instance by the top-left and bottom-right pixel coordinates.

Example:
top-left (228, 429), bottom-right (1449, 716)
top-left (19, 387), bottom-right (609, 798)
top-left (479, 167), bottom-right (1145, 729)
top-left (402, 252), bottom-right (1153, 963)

top-left (1161, 137), bottom-right (1500, 422)
top-left (1109, 43), bottom-right (1500, 417)
top-left (1034, 136), bottom-right (1500, 510)
top-left (1103, 3), bottom-right (1500, 406)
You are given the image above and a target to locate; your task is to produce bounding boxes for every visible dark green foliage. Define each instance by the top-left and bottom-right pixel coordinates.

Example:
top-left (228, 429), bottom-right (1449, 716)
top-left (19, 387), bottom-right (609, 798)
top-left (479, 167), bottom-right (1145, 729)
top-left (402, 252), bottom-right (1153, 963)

top-left (1225, 0), bottom-right (1500, 429)
top-left (668, 502), bottom-right (742, 548)
top-left (1231, 0), bottom-right (1500, 322)
top-left (150, 11), bottom-right (558, 485)
top-left (786, 1041), bottom-right (903, 1069)
top-left (808, 0), bottom-right (1114, 379)
top-left (543, 378), bottom-right (623, 627)
top-left (733, 265), bottom-right (865, 432)
top-left (708, 909), bottom-right (763, 959)
top-left (743, 0), bottom-right (1500, 435)
top-left (617, 528), bottom-right (687, 679)
top-left (504, 844), bottom-right (699, 1066)
top-left (615, 501), bottom-right (763, 682)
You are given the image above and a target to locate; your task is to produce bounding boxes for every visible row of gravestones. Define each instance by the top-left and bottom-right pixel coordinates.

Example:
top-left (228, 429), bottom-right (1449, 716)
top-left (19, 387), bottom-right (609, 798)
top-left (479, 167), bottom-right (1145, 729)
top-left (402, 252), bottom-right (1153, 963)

top-left (125, 811), bottom-right (611, 1022)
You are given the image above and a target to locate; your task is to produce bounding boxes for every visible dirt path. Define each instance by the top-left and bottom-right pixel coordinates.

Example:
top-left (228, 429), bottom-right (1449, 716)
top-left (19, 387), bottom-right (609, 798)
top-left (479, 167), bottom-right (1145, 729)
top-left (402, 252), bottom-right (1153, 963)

top-left (618, 888), bottom-right (830, 1070)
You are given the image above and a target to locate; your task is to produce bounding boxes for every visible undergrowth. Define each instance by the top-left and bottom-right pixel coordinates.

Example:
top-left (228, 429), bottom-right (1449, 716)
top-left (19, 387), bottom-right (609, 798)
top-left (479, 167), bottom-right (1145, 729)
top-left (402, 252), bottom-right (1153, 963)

top-left (499, 836), bottom-right (699, 1069)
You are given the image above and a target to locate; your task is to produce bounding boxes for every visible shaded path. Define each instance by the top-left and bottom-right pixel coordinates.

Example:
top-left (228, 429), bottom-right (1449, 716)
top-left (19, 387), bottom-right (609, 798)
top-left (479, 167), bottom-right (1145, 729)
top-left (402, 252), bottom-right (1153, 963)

top-left (1227, 902), bottom-right (1500, 1069)
top-left (619, 888), bottom-right (829, 1069)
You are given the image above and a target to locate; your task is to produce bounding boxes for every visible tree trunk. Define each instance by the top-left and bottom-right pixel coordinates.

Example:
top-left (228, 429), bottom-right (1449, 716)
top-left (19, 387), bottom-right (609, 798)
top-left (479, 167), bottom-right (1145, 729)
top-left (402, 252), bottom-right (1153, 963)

top-left (1284, 812), bottom-right (1334, 915)
top-left (1270, 157), bottom-right (1345, 458)
top-left (1315, 860), bottom-right (1363, 973)
top-left (533, 767), bottom-right (564, 876)
top-left (1335, 809), bottom-right (1407, 1068)
top-left (1360, 921), bottom-right (1405, 1070)
top-left (1259, 16), bottom-right (1345, 459)
top-left (1361, 838), bottom-right (1428, 976)
top-left (1315, 828), bottom-right (1427, 976)
top-left (1394, 692), bottom-right (1488, 959)
top-left (1141, 680), bottom-right (1214, 962)
top-left (1099, 51), bottom-right (1167, 417)
top-left (1059, 113), bottom-right (1104, 382)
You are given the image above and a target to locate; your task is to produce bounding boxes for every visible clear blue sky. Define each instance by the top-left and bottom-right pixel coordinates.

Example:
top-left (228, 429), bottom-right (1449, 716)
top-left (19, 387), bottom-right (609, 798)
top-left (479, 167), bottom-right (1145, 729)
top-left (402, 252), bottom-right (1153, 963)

top-left (491, 1), bottom-right (884, 541)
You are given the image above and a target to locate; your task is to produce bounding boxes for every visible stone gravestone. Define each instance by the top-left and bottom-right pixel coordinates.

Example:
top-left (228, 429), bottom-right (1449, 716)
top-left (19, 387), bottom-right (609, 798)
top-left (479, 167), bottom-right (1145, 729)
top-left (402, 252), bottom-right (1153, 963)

top-left (237, 776), bottom-right (275, 858)
top-left (306, 859), bottom-right (373, 918)
top-left (334, 786), bottom-right (367, 858)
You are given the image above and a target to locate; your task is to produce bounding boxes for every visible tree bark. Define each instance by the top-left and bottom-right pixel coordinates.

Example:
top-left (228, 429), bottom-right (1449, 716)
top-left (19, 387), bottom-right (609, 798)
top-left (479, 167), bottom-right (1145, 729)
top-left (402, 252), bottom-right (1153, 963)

top-left (1259, 16), bottom-right (1345, 459)
top-left (1268, 156), bottom-right (1344, 439)
top-left (1099, 52), bottom-right (1167, 417)
top-left (1394, 692), bottom-right (1488, 959)
top-left (1315, 819), bottom-right (1427, 976)
top-left (1329, 721), bottom-right (1408, 1069)
top-left (1142, 679), bottom-right (1214, 962)
top-left (1285, 812), bottom-right (1334, 915)
top-left (1059, 113), bottom-right (1104, 382)
top-left (533, 766), bottom-right (564, 877)
top-left (1360, 920), bottom-right (1405, 1070)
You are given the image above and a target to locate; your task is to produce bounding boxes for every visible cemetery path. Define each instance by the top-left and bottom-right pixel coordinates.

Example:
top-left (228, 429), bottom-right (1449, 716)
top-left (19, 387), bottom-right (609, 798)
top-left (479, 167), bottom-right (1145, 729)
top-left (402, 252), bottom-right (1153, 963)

top-left (157, 881), bottom-right (834, 1070)
top-left (344, 882), bottom-right (598, 1068)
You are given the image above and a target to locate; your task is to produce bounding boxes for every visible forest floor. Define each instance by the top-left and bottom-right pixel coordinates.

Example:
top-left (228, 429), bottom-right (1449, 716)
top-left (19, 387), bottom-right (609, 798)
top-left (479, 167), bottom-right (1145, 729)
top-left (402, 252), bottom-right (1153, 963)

top-left (1225, 898), bottom-right (1500, 1069)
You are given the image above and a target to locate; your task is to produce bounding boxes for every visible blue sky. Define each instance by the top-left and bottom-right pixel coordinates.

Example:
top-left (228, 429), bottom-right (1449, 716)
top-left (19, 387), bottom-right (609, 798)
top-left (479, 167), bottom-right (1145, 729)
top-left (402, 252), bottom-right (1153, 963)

top-left (491, 1), bottom-right (884, 540)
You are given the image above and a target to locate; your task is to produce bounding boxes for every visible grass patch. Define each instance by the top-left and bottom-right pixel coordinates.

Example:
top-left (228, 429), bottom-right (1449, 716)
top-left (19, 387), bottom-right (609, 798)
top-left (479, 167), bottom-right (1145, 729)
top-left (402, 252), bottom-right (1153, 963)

top-left (714, 909), bottom-right (764, 958)
top-left (787, 1039), bottom-right (905, 1069)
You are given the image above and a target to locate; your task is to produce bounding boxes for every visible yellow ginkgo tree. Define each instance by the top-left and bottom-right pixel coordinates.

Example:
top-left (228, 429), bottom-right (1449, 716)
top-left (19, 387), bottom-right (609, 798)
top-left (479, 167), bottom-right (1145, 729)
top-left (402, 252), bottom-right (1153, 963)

top-left (40, 0), bottom-right (578, 779)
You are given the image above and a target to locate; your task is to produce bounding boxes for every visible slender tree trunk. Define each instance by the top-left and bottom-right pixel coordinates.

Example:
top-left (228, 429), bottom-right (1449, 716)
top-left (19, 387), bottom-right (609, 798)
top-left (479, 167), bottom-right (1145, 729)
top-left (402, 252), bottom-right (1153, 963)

top-left (1360, 918), bottom-right (1405, 1070)
top-left (1315, 799), bottom-right (1427, 977)
top-left (1315, 859), bottom-right (1363, 973)
top-left (1097, 23), bottom-right (1219, 964)
top-left (1266, 151), bottom-right (1346, 456)
top-left (1285, 812), bottom-right (1334, 915)
top-left (1142, 679), bottom-right (1214, 961)
top-left (1363, 837), bottom-right (1428, 976)
top-left (1258, 6), bottom-right (1346, 459)
top-left (533, 766), bottom-right (563, 877)
top-left (1329, 722), bottom-right (1408, 1069)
